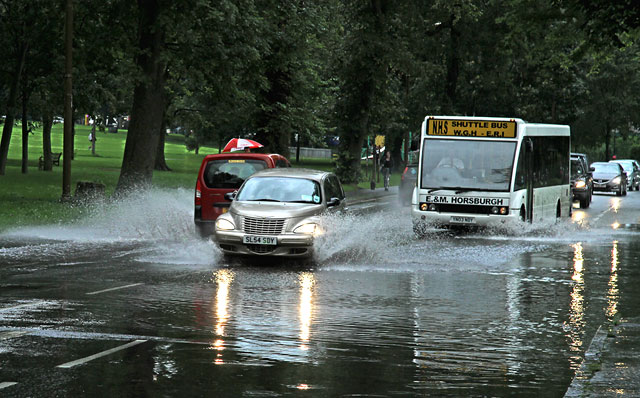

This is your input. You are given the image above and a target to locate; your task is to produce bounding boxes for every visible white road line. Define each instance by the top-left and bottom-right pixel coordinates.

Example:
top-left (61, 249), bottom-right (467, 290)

top-left (85, 283), bottom-right (143, 295)
top-left (56, 339), bottom-right (147, 369)
top-left (0, 301), bottom-right (47, 312)
top-left (0, 331), bottom-right (29, 340)
top-left (0, 382), bottom-right (18, 389)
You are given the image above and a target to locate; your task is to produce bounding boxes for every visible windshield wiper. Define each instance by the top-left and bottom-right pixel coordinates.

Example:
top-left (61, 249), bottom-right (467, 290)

top-left (249, 198), bottom-right (281, 202)
top-left (287, 200), bottom-right (314, 204)
top-left (428, 187), bottom-right (473, 194)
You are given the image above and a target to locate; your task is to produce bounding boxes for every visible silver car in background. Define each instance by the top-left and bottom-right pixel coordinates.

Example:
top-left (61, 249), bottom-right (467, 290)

top-left (610, 159), bottom-right (640, 191)
top-left (214, 168), bottom-right (346, 257)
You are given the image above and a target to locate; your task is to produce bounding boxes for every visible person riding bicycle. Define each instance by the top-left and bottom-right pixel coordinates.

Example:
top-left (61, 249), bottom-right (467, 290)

top-left (381, 151), bottom-right (394, 191)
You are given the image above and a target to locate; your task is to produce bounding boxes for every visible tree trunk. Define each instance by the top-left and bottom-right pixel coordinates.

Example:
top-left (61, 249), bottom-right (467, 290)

top-left (21, 87), bottom-right (28, 174)
top-left (115, 0), bottom-right (167, 194)
top-left (90, 123), bottom-right (96, 155)
top-left (154, 119), bottom-right (171, 171)
top-left (605, 121), bottom-right (611, 161)
top-left (42, 111), bottom-right (53, 171)
top-left (154, 105), bottom-right (171, 171)
top-left (444, 14), bottom-right (460, 114)
top-left (0, 43), bottom-right (28, 175)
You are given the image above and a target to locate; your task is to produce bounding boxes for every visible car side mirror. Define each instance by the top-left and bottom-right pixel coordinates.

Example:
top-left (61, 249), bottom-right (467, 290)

top-left (224, 191), bottom-right (237, 201)
top-left (327, 197), bottom-right (341, 207)
top-left (589, 166), bottom-right (595, 173)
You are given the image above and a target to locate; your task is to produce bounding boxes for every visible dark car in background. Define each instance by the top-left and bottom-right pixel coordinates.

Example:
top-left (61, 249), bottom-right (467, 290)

top-left (570, 155), bottom-right (593, 208)
top-left (399, 162), bottom-right (418, 204)
top-left (591, 161), bottom-right (627, 196)
top-left (194, 153), bottom-right (291, 237)
top-left (610, 159), bottom-right (640, 191)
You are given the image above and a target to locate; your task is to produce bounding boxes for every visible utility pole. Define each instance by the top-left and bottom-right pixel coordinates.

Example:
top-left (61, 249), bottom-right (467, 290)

top-left (62, 0), bottom-right (73, 201)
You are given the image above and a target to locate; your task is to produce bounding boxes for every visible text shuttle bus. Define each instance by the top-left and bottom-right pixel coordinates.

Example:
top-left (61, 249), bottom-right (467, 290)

top-left (411, 116), bottom-right (571, 234)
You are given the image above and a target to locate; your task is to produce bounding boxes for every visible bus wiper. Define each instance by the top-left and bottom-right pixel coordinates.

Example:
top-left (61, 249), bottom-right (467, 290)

top-left (428, 187), bottom-right (473, 194)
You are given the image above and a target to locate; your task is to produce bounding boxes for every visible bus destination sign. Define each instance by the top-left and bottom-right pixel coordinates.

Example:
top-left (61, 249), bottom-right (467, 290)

top-left (427, 119), bottom-right (517, 138)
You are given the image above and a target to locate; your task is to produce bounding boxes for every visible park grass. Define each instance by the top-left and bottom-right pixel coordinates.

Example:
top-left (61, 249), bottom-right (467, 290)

top-left (0, 124), bottom-right (399, 232)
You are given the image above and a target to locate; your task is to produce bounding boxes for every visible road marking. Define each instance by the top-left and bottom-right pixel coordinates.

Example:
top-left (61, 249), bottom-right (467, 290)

top-left (0, 331), bottom-right (29, 340)
top-left (85, 283), bottom-right (143, 295)
top-left (56, 339), bottom-right (147, 369)
top-left (0, 327), bottom-right (210, 346)
top-left (0, 382), bottom-right (18, 389)
top-left (0, 301), bottom-right (48, 312)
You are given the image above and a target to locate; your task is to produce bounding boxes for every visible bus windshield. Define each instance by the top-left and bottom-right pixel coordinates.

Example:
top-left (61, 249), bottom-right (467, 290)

top-left (421, 139), bottom-right (516, 191)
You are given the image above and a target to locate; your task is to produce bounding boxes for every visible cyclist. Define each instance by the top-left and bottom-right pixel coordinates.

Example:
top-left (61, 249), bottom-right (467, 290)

top-left (381, 151), bottom-right (394, 191)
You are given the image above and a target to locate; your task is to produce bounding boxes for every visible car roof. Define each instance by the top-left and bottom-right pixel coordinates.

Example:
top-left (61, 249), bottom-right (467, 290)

top-left (248, 167), bottom-right (332, 182)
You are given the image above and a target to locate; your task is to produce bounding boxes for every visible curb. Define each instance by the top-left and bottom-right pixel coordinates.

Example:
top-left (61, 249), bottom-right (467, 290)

top-left (564, 324), bottom-right (609, 397)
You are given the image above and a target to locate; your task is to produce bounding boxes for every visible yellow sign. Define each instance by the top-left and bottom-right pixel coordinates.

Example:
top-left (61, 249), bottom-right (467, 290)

top-left (375, 135), bottom-right (385, 147)
top-left (228, 159), bottom-right (246, 163)
top-left (427, 119), bottom-right (517, 138)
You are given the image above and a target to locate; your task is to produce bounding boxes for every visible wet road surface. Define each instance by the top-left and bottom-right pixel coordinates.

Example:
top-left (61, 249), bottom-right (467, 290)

top-left (1, 189), bottom-right (640, 396)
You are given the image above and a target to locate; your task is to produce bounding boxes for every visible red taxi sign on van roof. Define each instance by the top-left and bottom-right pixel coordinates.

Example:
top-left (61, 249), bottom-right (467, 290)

top-left (427, 118), bottom-right (517, 138)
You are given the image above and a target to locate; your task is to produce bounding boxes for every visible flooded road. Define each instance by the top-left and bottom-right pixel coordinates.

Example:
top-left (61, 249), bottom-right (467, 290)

top-left (1, 190), bottom-right (640, 396)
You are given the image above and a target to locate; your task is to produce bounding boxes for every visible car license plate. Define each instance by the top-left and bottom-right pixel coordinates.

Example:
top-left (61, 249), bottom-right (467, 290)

top-left (594, 183), bottom-right (604, 188)
top-left (450, 216), bottom-right (476, 224)
top-left (243, 235), bottom-right (277, 245)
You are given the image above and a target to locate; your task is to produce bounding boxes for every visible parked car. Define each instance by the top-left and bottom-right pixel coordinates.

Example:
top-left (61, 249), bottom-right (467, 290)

top-left (610, 159), bottom-right (640, 191)
top-left (399, 162), bottom-right (418, 205)
top-left (570, 154), bottom-right (593, 208)
top-left (194, 152), bottom-right (291, 237)
top-left (591, 162), bottom-right (627, 196)
top-left (214, 168), bottom-right (346, 257)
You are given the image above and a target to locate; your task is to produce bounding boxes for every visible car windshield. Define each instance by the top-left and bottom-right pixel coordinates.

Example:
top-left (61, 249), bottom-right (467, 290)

top-left (203, 159), bottom-right (267, 189)
top-left (593, 163), bottom-right (619, 173)
top-left (236, 177), bottom-right (322, 204)
top-left (420, 139), bottom-right (516, 191)
top-left (571, 159), bottom-right (584, 178)
top-left (612, 161), bottom-right (633, 172)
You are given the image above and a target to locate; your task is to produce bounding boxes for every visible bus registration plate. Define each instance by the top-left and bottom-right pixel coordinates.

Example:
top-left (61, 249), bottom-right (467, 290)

top-left (450, 216), bottom-right (476, 224)
top-left (243, 235), bottom-right (277, 245)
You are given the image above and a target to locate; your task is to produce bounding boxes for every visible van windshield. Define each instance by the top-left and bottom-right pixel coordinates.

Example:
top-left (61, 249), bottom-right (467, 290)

top-left (421, 139), bottom-right (516, 191)
top-left (203, 159), bottom-right (267, 189)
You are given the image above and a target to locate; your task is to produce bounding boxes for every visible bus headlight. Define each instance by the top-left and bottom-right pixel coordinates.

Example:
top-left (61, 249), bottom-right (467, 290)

top-left (428, 204), bottom-right (437, 211)
top-left (215, 218), bottom-right (235, 231)
top-left (491, 207), bottom-right (499, 214)
top-left (500, 207), bottom-right (508, 215)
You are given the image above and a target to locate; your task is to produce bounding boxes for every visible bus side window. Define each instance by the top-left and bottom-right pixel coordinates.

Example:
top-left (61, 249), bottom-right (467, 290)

top-left (514, 144), bottom-right (526, 191)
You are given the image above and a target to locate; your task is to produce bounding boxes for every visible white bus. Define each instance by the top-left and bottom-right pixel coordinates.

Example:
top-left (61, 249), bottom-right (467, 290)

top-left (411, 116), bottom-right (571, 234)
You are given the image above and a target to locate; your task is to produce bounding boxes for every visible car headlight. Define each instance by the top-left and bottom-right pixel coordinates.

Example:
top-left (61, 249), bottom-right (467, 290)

top-left (574, 180), bottom-right (586, 189)
top-left (294, 223), bottom-right (321, 236)
top-left (612, 176), bottom-right (621, 184)
top-left (215, 218), bottom-right (235, 231)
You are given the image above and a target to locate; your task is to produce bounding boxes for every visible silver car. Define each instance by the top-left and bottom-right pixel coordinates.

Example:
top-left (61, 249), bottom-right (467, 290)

top-left (214, 168), bottom-right (346, 257)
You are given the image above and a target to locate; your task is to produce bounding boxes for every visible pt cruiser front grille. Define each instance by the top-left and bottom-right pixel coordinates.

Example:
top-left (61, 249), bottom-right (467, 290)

top-left (243, 217), bottom-right (285, 235)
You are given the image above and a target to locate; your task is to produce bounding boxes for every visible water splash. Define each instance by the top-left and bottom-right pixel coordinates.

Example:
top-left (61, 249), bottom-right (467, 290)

top-left (0, 189), bottom-right (220, 266)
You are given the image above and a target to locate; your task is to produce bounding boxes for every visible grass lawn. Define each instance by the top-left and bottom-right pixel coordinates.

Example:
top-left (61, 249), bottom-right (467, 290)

top-left (0, 124), bottom-right (400, 231)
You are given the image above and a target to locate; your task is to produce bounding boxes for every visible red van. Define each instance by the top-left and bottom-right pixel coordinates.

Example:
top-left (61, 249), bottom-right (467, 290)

top-left (194, 152), bottom-right (291, 236)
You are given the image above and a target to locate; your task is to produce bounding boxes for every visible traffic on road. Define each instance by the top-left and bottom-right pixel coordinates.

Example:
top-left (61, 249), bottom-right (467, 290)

top-left (2, 184), bottom-right (640, 396)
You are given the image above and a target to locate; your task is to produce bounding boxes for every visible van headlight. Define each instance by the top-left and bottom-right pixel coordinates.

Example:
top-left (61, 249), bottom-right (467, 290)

top-left (294, 223), bottom-right (321, 236)
top-left (215, 218), bottom-right (235, 231)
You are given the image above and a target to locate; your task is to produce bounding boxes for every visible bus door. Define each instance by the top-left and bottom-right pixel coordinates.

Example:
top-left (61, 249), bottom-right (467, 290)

top-left (525, 137), bottom-right (534, 223)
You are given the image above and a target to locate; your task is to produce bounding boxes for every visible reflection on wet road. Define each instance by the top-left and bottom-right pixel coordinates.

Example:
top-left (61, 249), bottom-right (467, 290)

top-left (1, 189), bottom-right (640, 396)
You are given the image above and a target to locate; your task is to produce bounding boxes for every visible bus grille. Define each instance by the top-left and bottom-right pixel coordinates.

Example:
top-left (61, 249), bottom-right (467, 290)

top-left (243, 217), bottom-right (285, 235)
top-left (436, 204), bottom-right (507, 215)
